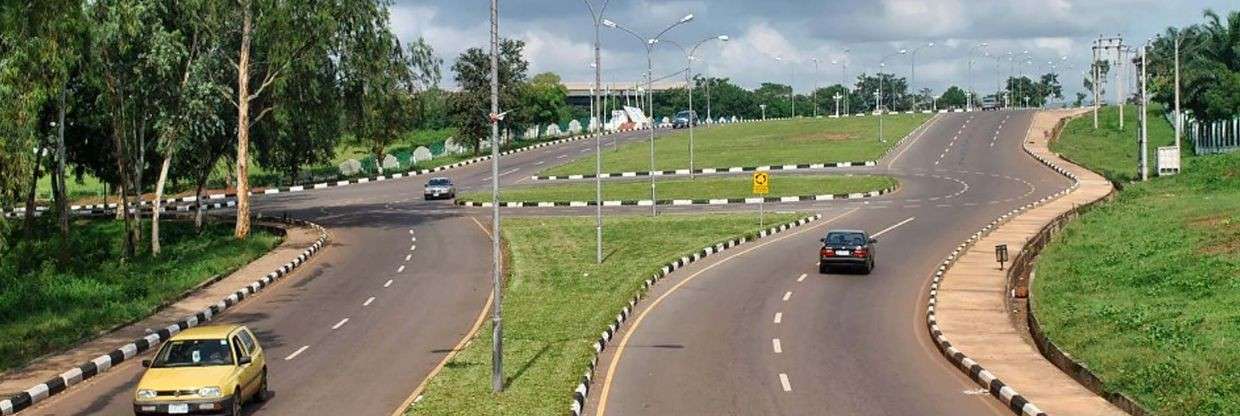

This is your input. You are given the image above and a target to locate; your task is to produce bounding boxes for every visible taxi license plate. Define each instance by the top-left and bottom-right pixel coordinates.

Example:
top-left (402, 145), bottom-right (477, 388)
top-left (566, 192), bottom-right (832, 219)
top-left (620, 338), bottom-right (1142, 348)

top-left (834, 250), bottom-right (851, 256)
top-left (167, 403), bottom-right (189, 414)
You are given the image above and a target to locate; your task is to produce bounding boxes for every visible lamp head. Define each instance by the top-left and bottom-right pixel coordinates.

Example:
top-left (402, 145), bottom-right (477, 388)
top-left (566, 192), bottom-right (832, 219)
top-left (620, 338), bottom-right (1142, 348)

top-left (601, 19), bottom-right (616, 28)
top-left (899, 49), bottom-right (908, 54)
top-left (928, 42), bottom-right (935, 47)
top-left (680, 14), bottom-right (694, 23)
top-left (718, 35), bottom-right (729, 41)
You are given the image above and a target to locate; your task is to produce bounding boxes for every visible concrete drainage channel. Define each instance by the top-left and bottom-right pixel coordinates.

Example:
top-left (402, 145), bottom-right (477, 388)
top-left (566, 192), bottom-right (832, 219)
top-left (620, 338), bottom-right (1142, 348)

top-left (0, 218), bottom-right (329, 416)
top-left (569, 214), bottom-right (822, 416)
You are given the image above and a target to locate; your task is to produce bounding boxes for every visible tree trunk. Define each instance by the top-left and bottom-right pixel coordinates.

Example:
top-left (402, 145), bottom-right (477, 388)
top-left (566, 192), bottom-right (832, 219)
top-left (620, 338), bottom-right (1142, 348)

top-left (23, 139), bottom-right (46, 238)
top-left (55, 87), bottom-right (69, 244)
top-left (234, 1), bottom-right (253, 240)
top-left (194, 173), bottom-right (207, 232)
top-left (151, 152), bottom-right (172, 255)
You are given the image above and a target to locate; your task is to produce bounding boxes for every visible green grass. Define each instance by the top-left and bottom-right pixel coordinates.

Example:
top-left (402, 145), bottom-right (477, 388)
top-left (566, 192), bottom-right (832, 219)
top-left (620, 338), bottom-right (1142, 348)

top-left (1034, 149), bottom-right (1240, 414)
top-left (1051, 105), bottom-right (1180, 183)
top-left (541, 114), bottom-right (931, 176)
top-left (458, 174), bottom-right (897, 203)
top-left (0, 218), bottom-right (280, 371)
top-left (407, 213), bottom-right (802, 416)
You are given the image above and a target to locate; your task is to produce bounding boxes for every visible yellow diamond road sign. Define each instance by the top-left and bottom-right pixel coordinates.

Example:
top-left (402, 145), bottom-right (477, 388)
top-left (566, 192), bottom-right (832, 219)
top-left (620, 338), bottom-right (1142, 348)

top-left (752, 172), bottom-right (770, 195)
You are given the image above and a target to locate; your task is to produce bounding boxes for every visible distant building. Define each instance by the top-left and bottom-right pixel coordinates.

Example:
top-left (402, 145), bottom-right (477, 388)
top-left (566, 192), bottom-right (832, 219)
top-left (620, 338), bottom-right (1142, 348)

top-left (562, 80), bottom-right (684, 107)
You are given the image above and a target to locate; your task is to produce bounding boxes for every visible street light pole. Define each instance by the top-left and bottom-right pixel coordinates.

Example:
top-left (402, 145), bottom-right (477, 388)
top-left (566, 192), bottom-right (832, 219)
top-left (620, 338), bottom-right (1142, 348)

top-left (811, 58), bottom-right (820, 117)
top-left (909, 42), bottom-right (934, 111)
top-left (878, 49), bottom-right (907, 142)
top-left (1140, 41), bottom-right (1149, 181)
top-left (967, 43), bottom-right (988, 111)
top-left (487, 0), bottom-right (503, 394)
top-left (775, 56), bottom-right (795, 118)
top-left (604, 14), bottom-right (694, 216)
top-left (666, 36), bottom-right (728, 180)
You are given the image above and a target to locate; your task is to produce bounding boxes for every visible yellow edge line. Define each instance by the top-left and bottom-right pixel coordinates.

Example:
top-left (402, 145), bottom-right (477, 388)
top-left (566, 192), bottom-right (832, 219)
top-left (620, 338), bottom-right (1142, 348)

top-left (594, 208), bottom-right (859, 416)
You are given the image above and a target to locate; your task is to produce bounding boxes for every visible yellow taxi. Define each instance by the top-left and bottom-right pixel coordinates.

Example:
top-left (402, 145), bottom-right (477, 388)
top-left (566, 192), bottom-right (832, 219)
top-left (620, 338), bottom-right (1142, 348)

top-left (133, 325), bottom-right (268, 416)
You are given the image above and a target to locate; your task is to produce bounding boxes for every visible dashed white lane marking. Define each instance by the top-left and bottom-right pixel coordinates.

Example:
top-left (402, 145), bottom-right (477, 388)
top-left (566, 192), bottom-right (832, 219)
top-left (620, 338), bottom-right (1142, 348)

top-left (797, 273), bottom-right (807, 282)
top-left (782, 291), bottom-right (792, 301)
top-left (773, 312), bottom-right (783, 324)
top-left (772, 338), bottom-right (783, 354)
top-left (284, 346), bottom-right (310, 361)
top-left (363, 297), bottom-right (375, 306)
top-left (384, 279), bottom-right (394, 288)
top-left (873, 217), bottom-right (916, 238)
top-left (405, 254), bottom-right (412, 261)
top-left (779, 373), bottom-right (792, 392)
top-left (397, 265), bottom-right (406, 273)
top-left (332, 318), bottom-right (349, 330)
top-left (500, 168), bottom-right (520, 176)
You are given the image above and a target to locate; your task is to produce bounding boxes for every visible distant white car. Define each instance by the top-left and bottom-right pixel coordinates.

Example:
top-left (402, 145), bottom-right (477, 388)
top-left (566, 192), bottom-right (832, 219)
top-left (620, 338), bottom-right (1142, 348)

top-left (424, 177), bottom-right (456, 200)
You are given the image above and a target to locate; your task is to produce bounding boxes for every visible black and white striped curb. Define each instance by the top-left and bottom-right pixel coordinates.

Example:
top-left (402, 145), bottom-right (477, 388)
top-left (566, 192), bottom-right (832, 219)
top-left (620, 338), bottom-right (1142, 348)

top-left (531, 161), bottom-right (877, 181)
top-left (536, 113), bottom-right (942, 182)
top-left (0, 219), bottom-right (329, 416)
top-left (456, 186), bottom-right (896, 209)
top-left (570, 214), bottom-right (822, 416)
top-left (924, 124), bottom-right (1084, 416)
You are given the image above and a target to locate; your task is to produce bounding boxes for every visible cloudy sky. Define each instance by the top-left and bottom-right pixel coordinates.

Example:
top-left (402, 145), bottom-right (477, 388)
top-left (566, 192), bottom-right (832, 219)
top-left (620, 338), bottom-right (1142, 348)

top-left (391, 0), bottom-right (1234, 97)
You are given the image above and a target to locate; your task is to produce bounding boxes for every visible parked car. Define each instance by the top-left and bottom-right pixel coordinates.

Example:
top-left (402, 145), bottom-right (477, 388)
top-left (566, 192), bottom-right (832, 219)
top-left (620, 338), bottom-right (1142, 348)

top-left (818, 229), bottom-right (877, 274)
top-left (424, 177), bottom-right (456, 200)
top-left (672, 110), bottom-right (698, 129)
top-left (133, 325), bottom-right (268, 416)
top-left (981, 96), bottom-right (1000, 111)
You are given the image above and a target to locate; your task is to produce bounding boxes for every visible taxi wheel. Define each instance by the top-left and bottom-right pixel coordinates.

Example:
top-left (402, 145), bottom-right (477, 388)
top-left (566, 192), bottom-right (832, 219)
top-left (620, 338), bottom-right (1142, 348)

top-left (227, 391), bottom-right (242, 416)
top-left (255, 369), bottom-right (270, 402)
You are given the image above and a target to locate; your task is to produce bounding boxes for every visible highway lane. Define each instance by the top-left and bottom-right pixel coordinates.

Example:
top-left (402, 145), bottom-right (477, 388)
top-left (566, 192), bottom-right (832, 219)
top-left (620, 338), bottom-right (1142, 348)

top-left (585, 110), bottom-right (1074, 416)
top-left (17, 128), bottom-right (658, 416)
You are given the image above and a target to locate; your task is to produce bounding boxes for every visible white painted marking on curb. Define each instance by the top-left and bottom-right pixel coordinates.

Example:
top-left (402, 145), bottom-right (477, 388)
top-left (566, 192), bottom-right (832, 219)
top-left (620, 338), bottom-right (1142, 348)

top-left (782, 291), bottom-right (792, 301)
top-left (772, 338), bottom-right (783, 353)
top-left (410, 245), bottom-right (417, 251)
top-left (397, 265), bottom-right (405, 273)
top-left (779, 373), bottom-right (792, 391)
top-left (773, 312), bottom-right (782, 324)
top-left (332, 318), bottom-right (349, 330)
top-left (384, 279), bottom-right (394, 288)
top-left (363, 297), bottom-right (375, 306)
top-left (284, 346), bottom-right (309, 361)
top-left (797, 273), bottom-right (806, 282)
top-left (405, 254), bottom-right (412, 262)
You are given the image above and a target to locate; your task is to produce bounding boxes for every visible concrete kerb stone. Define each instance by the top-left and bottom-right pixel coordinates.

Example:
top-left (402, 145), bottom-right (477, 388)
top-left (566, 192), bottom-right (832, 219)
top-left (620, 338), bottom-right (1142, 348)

top-left (923, 110), bottom-right (1105, 416)
top-left (0, 219), bottom-right (330, 416)
top-left (569, 214), bottom-right (822, 416)
top-left (454, 185), bottom-right (898, 209)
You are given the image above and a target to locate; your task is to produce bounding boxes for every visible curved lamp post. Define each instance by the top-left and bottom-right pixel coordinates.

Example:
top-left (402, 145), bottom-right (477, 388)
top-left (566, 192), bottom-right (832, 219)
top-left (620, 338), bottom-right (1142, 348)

top-left (663, 35), bottom-right (729, 180)
top-left (966, 42), bottom-right (989, 111)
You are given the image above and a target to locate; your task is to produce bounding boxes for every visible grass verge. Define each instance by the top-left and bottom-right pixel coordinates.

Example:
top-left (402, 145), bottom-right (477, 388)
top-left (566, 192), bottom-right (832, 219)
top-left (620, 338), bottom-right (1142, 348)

top-left (459, 174), bottom-right (897, 203)
top-left (0, 218), bottom-right (280, 372)
top-left (407, 212), bottom-right (801, 416)
top-left (1034, 132), bottom-right (1240, 413)
top-left (541, 114), bottom-right (930, 176)
top-left (1050, 104), bottom-right (1179, 183)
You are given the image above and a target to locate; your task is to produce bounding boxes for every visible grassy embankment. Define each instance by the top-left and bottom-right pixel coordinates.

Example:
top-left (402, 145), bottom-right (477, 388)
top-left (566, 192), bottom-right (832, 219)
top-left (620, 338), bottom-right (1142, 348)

top-left (1034, 104), bottom-right (1240, 415)
top-left (459, 174), bottom-right (897, 203)
top-left (0, 219), bottom-right (279, 371)
top-left (407, 213), bottom-right (802, 416)
top-left (541, 113), bottom-right (931, 176)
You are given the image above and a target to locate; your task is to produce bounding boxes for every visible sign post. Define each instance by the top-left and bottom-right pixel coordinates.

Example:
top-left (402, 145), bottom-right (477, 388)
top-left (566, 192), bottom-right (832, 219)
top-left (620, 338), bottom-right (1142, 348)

top-left (753, 172), bottom-right (770, 228)
top-left (994, 244), bottom-right (1009, 270)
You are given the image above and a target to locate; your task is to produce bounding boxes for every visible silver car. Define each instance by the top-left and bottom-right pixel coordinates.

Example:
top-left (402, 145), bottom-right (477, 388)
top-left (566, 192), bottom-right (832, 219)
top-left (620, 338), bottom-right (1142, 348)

top-left (424, 177), bottom-right (456, 200)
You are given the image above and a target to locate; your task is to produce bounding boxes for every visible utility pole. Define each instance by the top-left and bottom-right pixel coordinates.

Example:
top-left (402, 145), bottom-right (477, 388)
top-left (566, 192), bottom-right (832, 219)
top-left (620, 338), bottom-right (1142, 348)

top-left (812, 58), bottom-right (820, 117)
top-left (1140, 41), bottom-right (1149, 181)
top-left (1174, 34), bottom-right (1182, 149)
top-left (488, 0), bottom-right (503, 394)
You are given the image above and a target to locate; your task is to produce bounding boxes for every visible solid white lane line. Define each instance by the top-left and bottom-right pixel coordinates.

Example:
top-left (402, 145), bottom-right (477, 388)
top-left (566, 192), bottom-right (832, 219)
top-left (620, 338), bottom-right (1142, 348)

top-left (363, 296), bottom-right (375, 306)
top-left (284, 346), bottom-right (310, 361)
top-left (772, 338), bottom-right (783, 354)
top-left (774, 312), bottom-right (783, 324)
top-left (405, 254), bottom-right (412, 261)
top-left (397, 265), bottom-right (406, 273)
top-left (782, 291), bottom-right (792, 301)
top-left (384, 279), bottom-right (394, 288)
top-left (797, 273), bottom-right (807, 282)
top-left (873, 217), bottom-right (916, 238)
top-left (779, 373), bottom-right (792, 392)
top-left (332, 318), bottom-right (349, 330)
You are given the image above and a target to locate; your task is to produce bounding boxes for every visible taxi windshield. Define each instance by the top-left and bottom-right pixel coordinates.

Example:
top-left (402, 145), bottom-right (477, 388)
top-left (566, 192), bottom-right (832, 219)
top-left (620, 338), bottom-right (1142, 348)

top-left (152, 339), bottom-right (234, 368)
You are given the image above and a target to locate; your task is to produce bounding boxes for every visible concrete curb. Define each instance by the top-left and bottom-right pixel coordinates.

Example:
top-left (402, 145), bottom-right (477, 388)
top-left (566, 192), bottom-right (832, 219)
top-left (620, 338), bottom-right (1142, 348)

top-left (569, 214), bottom-right (822, 416)
top-left (0, 219), bottom-right (330, 416)
top-left (454, 185), bottom-right (896, 208)
top-left (923, 114), bottom-right (1091, 416)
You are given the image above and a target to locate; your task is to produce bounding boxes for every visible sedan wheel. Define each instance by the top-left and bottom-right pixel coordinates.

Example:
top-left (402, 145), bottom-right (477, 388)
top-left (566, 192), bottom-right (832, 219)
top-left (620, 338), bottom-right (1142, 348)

top-left (255, 369), bottom-right (270, 402)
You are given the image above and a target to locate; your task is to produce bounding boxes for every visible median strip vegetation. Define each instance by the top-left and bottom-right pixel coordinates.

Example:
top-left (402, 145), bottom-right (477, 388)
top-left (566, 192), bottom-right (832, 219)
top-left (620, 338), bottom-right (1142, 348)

top-left (1033, 107), bottom-right (1239, 414)
top-left (541, 114), bottom-right (930, 176)
top-left (458, 174), bottom-right (897, 203)
top-left (1050, 105), bottom-right (1175, 183)
top-left (0, 219), bottom-right (279, 372)
top-left (406, 213), bottom-right (799, 416)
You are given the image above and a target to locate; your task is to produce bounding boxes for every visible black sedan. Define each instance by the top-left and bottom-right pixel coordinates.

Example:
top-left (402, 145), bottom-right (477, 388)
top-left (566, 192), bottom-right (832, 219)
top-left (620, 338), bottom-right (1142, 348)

top-left (818, 229), bottom-right (877, 274)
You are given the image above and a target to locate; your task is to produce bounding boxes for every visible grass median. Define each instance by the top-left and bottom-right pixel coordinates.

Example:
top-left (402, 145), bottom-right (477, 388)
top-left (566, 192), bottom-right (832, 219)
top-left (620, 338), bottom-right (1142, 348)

top-left (541, 114), bottom-right (931, 176)
top-left (458, 174), bottom-right (897, 203)
top-left (406, 212), bottom-right (802, 416)
top-left (1034, 113), bottom-right (1239, 414)
top-left (0, 218), bottom-right (280, 372)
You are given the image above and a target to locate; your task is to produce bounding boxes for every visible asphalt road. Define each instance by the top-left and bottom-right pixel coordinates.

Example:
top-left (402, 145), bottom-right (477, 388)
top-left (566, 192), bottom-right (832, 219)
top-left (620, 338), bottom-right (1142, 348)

top-left (584, 110), bottom-right (1073, 416)
top-left (21, 111), bottom-right (1070, 416)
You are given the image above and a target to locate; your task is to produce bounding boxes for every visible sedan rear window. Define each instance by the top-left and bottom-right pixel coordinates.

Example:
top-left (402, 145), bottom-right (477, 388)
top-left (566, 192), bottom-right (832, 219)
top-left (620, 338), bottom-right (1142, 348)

top-left (428, 179), bottom-right (451, 186)
top-left (825, 232), bottom-right (866, 246)
top-left (152, 339), bottom-right (234, 368)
